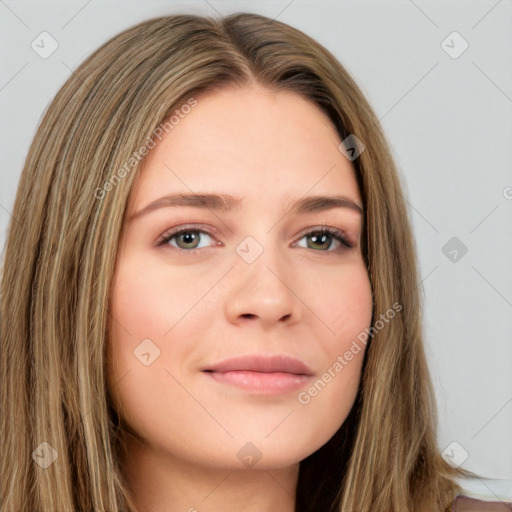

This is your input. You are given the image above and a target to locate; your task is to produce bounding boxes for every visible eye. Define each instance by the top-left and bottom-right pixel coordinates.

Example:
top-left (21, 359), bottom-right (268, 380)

top-left (157, 225), bottom-right (354, 254)
top-left (294, 227), bottom-right (354, 252)
top-left (157, 225), bottom-right (219, 252)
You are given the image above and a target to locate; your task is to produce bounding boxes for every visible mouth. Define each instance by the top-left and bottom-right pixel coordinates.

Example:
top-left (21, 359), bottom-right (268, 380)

top-left (202, 354), bottom-right (315, 395)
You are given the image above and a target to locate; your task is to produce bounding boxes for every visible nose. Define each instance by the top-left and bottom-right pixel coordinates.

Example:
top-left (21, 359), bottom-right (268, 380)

top-left (223, 242), bottom-right (303, 329)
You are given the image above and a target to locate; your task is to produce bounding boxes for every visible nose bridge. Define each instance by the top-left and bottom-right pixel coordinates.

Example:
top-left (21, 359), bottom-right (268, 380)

top-left (223, 229), bottom-right (301, 325)
top-left (235, 230), bottom-right (288, 293)
top-left (236, 214), bottom-right (293, 276)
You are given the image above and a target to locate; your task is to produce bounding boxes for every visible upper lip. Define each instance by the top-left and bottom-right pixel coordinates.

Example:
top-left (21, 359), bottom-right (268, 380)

top-left (202, 354), bottom-right (314, 376)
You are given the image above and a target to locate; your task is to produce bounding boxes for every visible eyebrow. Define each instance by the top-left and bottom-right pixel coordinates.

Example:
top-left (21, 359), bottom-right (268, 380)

top-left (128, 192), bottom-right (363, 221)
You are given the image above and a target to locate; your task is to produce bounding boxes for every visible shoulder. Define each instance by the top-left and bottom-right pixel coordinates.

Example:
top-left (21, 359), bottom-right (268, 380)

top-left (450, 494), bottom-right (512, 511)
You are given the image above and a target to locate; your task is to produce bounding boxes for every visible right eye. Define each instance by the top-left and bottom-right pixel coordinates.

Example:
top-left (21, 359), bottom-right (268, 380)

top-left (157, 225), bottom-right (220, 253)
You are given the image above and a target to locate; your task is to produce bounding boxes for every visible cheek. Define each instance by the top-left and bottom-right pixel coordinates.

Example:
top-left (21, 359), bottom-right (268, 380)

top-left (110, 256), bottom-right (187, 336)
top-left (309, 260), bottom-right (373, 344)
top-left (107, 253), bottom-right (225, 440)
top-left (108, 250), bottom-right (214, 356)
top-left (107, 256), bottom-right (185, 430)
top-left (286, 261), bottom-right (371, 444)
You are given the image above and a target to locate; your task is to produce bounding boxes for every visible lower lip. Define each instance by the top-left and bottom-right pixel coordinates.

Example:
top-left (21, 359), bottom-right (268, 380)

top-left (204, 370), bottom-right (312, 395)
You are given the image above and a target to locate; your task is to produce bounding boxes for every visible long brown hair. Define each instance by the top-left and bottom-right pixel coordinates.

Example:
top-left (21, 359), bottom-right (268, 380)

top-left (1, 12), bottom-right (472, 512)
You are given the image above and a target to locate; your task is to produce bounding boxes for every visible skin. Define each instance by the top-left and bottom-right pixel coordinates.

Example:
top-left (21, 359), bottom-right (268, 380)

top-left (108, 83), bottom-right (373, 512)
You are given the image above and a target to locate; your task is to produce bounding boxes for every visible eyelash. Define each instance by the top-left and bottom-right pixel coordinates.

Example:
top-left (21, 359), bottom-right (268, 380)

top-left (156, 224), bottom-right (355, 255)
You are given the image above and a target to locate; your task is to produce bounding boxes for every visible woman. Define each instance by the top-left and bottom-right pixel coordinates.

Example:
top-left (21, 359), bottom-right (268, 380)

top-left (1, 12), bottom-right (508, 512)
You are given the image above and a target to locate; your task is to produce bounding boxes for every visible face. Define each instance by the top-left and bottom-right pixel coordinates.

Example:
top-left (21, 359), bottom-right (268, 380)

top-left (108, 84), bottom-right (372, 472)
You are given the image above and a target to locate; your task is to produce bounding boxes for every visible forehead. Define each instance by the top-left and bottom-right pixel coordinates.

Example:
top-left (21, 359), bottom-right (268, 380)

top-left (129, 84), bottom-right (362, 213)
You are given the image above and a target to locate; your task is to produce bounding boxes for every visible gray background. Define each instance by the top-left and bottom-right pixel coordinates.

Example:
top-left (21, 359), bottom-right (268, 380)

top-left (1, 0), bottom-right (511, 501)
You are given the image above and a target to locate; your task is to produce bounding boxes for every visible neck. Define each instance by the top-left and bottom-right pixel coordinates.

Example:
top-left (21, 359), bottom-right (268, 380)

top-left (120, 437), bottom-right (299, 512)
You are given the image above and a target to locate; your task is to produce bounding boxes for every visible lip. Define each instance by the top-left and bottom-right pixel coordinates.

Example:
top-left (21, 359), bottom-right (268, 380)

top-left (202, 354), bottom-right (315, 395)
top-left (203, 354), bottom-right (314, 375)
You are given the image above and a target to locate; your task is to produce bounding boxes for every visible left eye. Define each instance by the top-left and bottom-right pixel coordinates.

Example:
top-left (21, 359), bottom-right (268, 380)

top-left (157, 226), bottom-right (353, 253)
top-left (294, 227), bottom-right (353, 251)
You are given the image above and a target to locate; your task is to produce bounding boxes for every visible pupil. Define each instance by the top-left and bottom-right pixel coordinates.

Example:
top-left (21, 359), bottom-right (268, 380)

top-left (181, 232), bottom-right (197, 247)
top-left (311, 233), bottom-right (329, 249)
